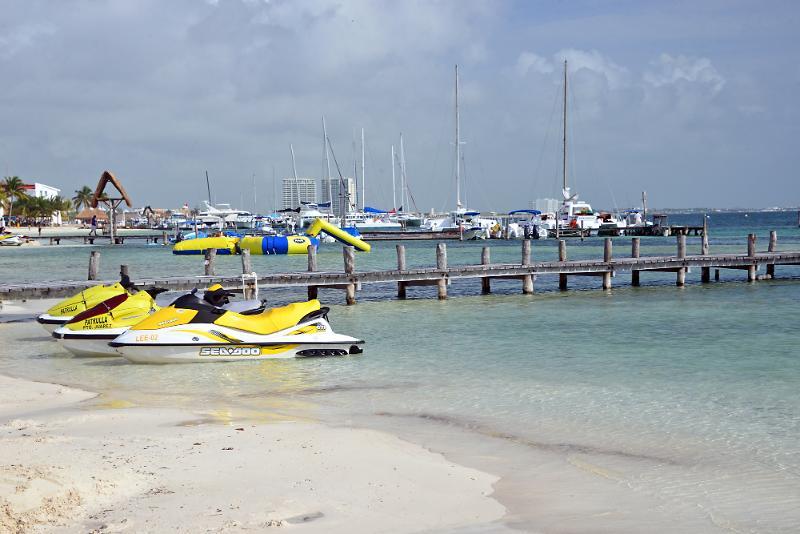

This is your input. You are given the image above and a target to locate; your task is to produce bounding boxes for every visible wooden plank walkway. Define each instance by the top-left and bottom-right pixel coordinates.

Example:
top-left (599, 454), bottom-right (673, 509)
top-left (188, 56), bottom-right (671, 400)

top-left (2, 233), bottom-right (799, 301)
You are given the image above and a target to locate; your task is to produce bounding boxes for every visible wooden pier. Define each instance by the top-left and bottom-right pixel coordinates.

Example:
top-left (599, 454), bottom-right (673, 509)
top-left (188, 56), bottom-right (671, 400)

top-left (40, 232), bottom-right (168, 245)
top-left (1, 232), bottom-right (798, 303)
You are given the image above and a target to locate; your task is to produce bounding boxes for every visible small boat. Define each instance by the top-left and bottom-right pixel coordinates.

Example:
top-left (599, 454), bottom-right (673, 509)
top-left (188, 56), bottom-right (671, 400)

top-left (0, 233), bottom-right (23, 246)
top-left (110, 291), bottom-right (364, 364)
top-left (37, 280), bottom-right (131, 333)
top-left (52, 287), bottom-right (167, 357)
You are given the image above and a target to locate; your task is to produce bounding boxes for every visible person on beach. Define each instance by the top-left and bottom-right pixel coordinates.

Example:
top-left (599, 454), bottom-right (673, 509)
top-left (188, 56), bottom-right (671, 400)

top-left (89, 214), bottom-right (98, 236)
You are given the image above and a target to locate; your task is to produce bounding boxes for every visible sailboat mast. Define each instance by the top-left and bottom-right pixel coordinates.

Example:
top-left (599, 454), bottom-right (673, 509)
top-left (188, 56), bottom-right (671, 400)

top-left (252, 173), bottom-right (256, 213)
top-left (400, 133), bottom-right (407, 211)
top-left (391, 145), bottom-right (397, 212)
top-left (290, 144), bottom-right (299, 208)
top-left (361, 128), bottom-right (365, 211)
top-left (205, 170), bottom-right (212, 204)
top-left (322, 117), bottom-right (333, 213)
top-left (562, 59), bottom-right (568, 193)
top-left (455, 64), bottom-right (462, 210)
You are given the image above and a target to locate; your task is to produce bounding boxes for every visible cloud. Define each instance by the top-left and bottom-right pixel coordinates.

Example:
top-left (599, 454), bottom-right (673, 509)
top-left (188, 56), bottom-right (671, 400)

top-left (516, 52), bottom-right (553, 76)
top-left (644, 54), bottom-right (725, 95)
top-left (0, 22), bottom-right (55, 59)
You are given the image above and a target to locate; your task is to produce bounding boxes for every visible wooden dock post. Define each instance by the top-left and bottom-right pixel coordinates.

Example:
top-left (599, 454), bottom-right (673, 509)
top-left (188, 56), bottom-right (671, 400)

top-left (747, 233), bottom-right (757, 282)
top-left (204, 249), bottom-right (216, 276)
top-left (767, 231), bottom-right (777, 278)
top-left (436, 243), bottom-right (448, 300)
top-left (307, 245), bottom-right (318, 300)
top-left (241, 249), bottom-right (256, 299)
top-left (397, 244), bottom-right (407, 299)
top-left (344, 246), bottom-right (356, 305)
top-left (481, 246), bottom-right (491, 294)
top-left (521, 240), bottom-right (534, 294)
top-left (631, 238), bottom-right (640, 286)
top-left (676, 234), bottom-right (686, 286)
top-left (602, 238), bottom-right (613, 290)
top-left (88, 251), bottom-right (100, 281)
top-left (558, 240), bottom-right (568, 290)
top-left (701, 219), bottom-right (710, 282)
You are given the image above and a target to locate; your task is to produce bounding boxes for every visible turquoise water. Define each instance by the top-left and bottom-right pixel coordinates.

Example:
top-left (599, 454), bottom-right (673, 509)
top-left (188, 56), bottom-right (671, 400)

top-left (1, 211), bottom-right (799, 531)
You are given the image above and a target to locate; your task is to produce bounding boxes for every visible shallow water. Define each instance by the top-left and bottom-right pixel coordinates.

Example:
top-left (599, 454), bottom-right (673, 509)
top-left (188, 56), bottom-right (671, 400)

top-left (1, 211), bottom-right (799, 531)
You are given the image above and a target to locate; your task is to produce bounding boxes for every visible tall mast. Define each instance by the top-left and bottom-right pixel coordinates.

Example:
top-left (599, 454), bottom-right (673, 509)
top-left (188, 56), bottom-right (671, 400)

top-left (455, 64), bottom-right (462, 210)
top-left (205, 170), bottom-right (212, 204)
top-left (322, 117), bottom-right (333, 212)
top-left (290, 143), bottom-right (299, 208)
top-left (391, 145), bottom-right (397, 212)
top-left (252, 173), bottom-right (256, 213)
top-left (562, 59), bottom-right (568, 193)
top-left (360, 128), bottom-right (366, 211)
top-left (400, 133), bottom-right (407, 212)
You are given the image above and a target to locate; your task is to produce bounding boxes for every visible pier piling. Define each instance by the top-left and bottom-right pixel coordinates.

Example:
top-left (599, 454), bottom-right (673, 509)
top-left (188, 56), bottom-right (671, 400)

top-left (307, 245), bottom-right (318, 300)
top-left (481, 246), bottom-right (491, 294)
top-left (558, 240), bottom-right (568, 290)
top-left (344, 246), bottom-right (356, 305)
top-left (701, 221), bottom-right (711, 282)
top-left (677, 234), bottom-right (686, 286)
top-left (204, 249), bottom-right (216, 276)
top-left (436, 243), bottom-right (448, 300)
top-left (747, 234), bottom-right (757, 282)
top-left (397, 244), bottom-right (407, 299)
top-left (603, 238), bottom-right (613, 290)
top-left (88, 251), bottom-right (100, 281)
top-left (522, 240), bottom-right (534, 294)
top-left (631, 238), bottom-right (641, 286)
top-left (767, 231), bottom-right (777, 277)
top-left (241, 249), bottom-right (256, 299)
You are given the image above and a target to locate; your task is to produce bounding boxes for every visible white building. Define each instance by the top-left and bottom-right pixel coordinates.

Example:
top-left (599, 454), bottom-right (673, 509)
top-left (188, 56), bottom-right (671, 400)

top-left (282, 178), bottom-right (317, 209)
top-left (320, 177), bottom-right (356, 215)
top-left (531, 198), bottom-right (560, 214)
top-left (24, 182), bottom-right (63, 225)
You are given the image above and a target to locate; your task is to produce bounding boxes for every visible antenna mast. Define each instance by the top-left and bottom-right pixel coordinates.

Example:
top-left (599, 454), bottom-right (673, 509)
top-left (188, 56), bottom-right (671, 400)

top-left (455, 64), bottom-right (462, 210)
top-left (562, 59), bottom-right (568, 193)
top-left (290, 144), bottom-right (299, 208)
top-left (391, 145), bottom-right (397, 212)
top-left (361, 128), bottom-right (365, 211)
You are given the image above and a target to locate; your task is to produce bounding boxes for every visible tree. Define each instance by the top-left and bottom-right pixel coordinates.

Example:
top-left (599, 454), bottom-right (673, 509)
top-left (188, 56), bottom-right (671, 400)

top-left (1, 176), bottom-right (28, 222)
top-left (72, 186), bottom-right (94, 212)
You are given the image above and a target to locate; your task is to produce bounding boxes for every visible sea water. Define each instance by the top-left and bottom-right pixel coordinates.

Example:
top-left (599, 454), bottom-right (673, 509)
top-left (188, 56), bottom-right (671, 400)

top-left (1, 211), bottom-right (799, 532)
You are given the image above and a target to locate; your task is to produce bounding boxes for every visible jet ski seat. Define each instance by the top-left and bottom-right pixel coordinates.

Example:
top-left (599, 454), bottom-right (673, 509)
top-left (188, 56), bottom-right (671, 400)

top-left (214, 299), bottom-right (322, 335)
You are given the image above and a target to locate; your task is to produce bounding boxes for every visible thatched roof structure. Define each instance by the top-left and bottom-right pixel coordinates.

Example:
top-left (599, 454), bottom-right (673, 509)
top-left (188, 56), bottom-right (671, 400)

top-left (75, 208), bottom-right (109, 222)
top-left (91, 170), bottom-right (132, 208)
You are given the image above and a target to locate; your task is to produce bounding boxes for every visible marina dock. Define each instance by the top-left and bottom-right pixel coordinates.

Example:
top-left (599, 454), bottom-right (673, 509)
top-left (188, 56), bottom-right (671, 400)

top-left (1, 231), bottom-right (797, 303)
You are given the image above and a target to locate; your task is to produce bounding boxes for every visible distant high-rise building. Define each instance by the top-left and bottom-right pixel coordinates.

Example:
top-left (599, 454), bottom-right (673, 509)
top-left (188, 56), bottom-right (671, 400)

top-left (282, 178), bottom-right (317, 209)
top-left (320, 177), bottom-right (357, 215)
top-left (531, 198), bottom-right (560, 214)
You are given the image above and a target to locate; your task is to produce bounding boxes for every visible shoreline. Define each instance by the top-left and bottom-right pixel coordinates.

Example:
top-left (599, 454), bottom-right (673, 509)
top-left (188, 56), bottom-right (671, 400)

top-left (0, 372), bottom-right (506, 533)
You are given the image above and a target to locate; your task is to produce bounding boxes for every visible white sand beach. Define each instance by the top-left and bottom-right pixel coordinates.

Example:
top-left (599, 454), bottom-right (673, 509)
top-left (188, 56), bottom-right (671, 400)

top-left (0, 374), bottom-right (505, 533)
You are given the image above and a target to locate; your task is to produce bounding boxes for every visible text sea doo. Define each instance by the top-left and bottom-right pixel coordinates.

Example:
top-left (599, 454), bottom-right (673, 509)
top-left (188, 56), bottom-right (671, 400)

top-left (110, 290), bottom-right (364, 364)
top-left (37, 281), bottom-right (131, 333)
top-left (52, 288), bottom-right (167, 357)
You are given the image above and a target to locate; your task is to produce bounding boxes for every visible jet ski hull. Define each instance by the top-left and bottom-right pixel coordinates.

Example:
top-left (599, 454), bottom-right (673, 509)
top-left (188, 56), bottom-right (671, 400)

top-left (37, 314), bottom-right (71, 333)
top-left (110, 316), bottom-right (364, 364)
top-left (53, 329), bottom-right (126, 357)
top-left (112, 340), bottom-right (364, 364)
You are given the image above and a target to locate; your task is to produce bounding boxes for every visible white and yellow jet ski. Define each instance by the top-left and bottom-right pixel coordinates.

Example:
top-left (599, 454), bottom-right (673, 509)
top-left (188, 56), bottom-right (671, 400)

top-left (110, 287), bottom-right (364, 364)
top-left (52, 287), bottom-right (167, 357)
top-left (0, 233), bottom-right (23, 246)
top-left (37, 280), bottom-right (131, 333)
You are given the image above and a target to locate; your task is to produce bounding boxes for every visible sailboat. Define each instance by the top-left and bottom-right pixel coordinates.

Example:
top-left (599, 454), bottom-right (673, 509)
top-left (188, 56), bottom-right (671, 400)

top-left (551, 60), bottom-right (627, 237)
top-left (423, 65), bottom-right (499, 238)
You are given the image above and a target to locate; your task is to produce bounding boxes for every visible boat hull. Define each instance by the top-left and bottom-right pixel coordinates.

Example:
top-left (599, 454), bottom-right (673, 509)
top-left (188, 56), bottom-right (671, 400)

top-left (113, 341), bottom-right (364, 364)
top-left (37, 314), bottom-right (71, 333)
top-left (58, 333), bottom-right (122, 357)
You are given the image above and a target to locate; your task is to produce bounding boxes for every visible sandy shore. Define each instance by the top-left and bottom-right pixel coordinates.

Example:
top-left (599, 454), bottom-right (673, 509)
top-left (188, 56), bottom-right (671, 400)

top-left (0, 374), bottom-right (505, 533)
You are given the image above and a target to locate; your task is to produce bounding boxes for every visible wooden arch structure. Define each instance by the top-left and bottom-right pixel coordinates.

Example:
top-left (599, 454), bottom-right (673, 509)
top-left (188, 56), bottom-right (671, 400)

top-left (91, 170), bottom-right (133, 244)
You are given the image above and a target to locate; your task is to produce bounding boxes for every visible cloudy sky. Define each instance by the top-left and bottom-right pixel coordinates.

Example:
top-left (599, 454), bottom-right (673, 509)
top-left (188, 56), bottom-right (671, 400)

top-left (2, 0), bottom-right (799, 211)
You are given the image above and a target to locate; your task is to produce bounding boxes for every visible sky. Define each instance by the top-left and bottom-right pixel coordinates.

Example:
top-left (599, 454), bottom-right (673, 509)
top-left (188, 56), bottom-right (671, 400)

top-left (1, 0), bottom-right (799, 212)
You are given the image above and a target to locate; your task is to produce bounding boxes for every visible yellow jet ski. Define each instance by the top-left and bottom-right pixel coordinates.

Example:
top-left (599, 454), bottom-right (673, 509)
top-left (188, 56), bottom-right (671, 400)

top-left (110, 285), bottom-right (364, 363)
top-left (52, 287), bottom-right (168, 357)
top-left (37, 278), bottom-right (133, 333)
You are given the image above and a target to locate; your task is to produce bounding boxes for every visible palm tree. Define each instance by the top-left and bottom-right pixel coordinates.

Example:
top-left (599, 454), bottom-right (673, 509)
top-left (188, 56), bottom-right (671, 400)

top-left (1, 176), bottom-right (28, 222)
top-left (72, 186), bottom-right (94, 212)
